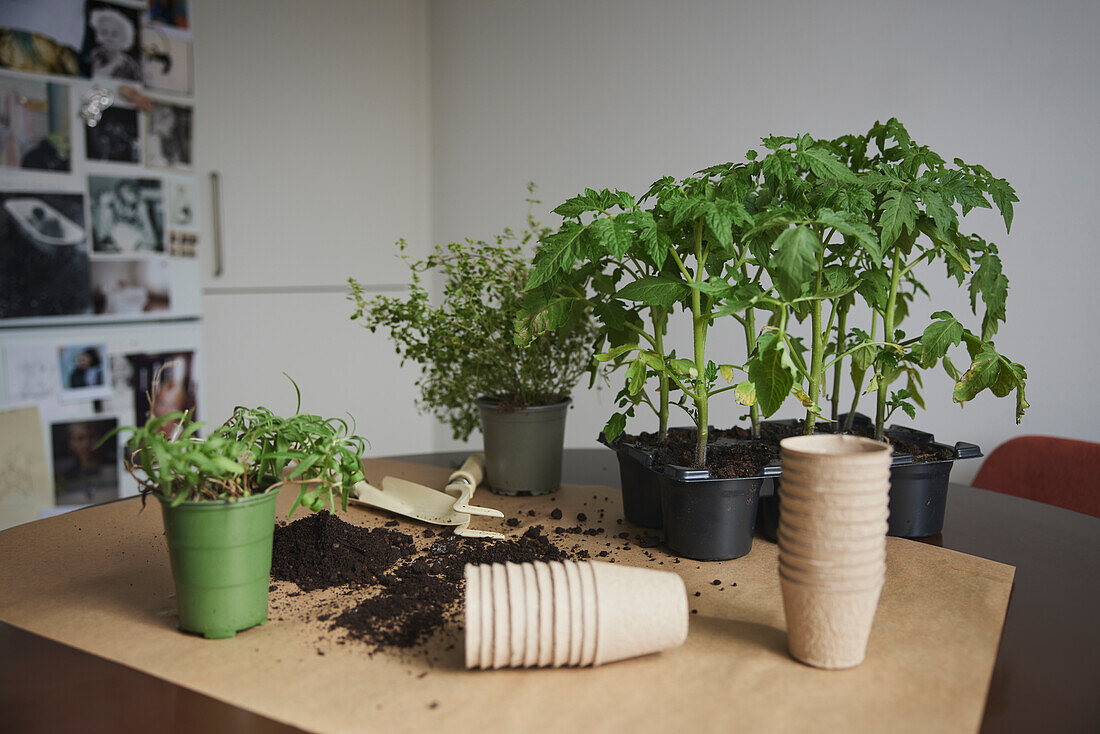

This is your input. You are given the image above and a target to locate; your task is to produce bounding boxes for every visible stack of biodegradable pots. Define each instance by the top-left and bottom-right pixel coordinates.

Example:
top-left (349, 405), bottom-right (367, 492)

top-left (777, 435), bottom-right (892, 669)
top-left (464, 560), bottom-right (688, 669)
top-left (479, 398), bottom-right (570, 496)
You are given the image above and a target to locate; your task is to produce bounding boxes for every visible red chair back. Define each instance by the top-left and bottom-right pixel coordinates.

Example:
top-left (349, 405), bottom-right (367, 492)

top-left (972, 435), bottom-right (1100, 518)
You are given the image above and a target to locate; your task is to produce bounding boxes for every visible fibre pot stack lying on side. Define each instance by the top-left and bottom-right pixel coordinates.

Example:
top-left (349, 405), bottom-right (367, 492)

top-left (777, 435), bottom-right (892, 670)
top-left (464, 560), bottom-right (688, 669)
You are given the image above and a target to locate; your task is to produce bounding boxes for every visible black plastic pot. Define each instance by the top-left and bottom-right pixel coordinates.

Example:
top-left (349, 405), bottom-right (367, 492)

top-left (659, 459), bottom-right (781, 561)
top-left (598, 434), bottom-right (663, 529)
top-left (755, 415), bottom-right (982, 541)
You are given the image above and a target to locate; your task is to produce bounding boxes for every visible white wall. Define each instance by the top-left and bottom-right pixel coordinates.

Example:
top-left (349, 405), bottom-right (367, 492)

top-left (428, 0), bottom-right (1100, 480)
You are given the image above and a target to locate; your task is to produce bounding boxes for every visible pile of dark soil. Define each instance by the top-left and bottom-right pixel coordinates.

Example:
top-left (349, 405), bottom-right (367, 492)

top-left (271, 511), bottom-right (417, 591)
top-left (272, 513), bottom-right (577, 652)
top-left (625, 418), bottom-right (955, 477)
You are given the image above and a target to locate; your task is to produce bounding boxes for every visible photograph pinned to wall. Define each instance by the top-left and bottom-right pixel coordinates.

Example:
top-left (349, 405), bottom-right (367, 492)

top-left (165, 178), bottom-right (195, 228)
top-left (126, 351), bottom-right (196, 431)
top-left (84, 1), bottom-right (142, 82)
top-left (0, 0), bottom-right (84, 77)
top-left (49, 416), bottom-right (119, 506)
top-left (57, 343), bottom-right (113, 402)
top-left (145, 100), bottom-right (191, 170)
top-left (0, 191), bottom-right (92, 320)
top-left (90, 257), bottom-right (170, 314)
top-left (141, 24), bottom-right (191, 95)
top-left (84, 105), bottom-right (140, 163)
top-left (3, 343), bottom-right (63, 404)
top-left (148, 0), bottom-right (189, 33)
top-left (0, 406), bottom-right (54, 531)
top-left (168, 230), bottom-right (196, 257)
top-left (88, 175), bottom-right (163, 253)
top-left (0, 74), bottom-right (71, 172)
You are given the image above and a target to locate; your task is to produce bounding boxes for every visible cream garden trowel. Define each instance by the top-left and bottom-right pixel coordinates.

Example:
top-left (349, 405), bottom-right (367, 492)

top-left (349, 453), bottom-right (506, 539)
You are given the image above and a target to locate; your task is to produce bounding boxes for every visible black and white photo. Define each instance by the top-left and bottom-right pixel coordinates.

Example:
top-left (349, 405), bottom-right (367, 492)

top-left (88, 175), bottom-right (163, 253)
top-left (141, 24), bottom-right (192, 95)
top-left (58, 343), bottom-right (113, 401)
top-left (145, 100), bottom-right (192, 169)
top-left (49, 417), bottom-right (119, 506)
top-left (0, 191), bottom-right (92, 320)
top-left (85, 1), bottom-right (142, 82)
top-left (85, 105), bottom-right (140, 163)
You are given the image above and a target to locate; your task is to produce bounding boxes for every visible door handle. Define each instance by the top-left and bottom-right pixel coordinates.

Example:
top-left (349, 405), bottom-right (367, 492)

top-left (210, 171), bottom-right (224, 277)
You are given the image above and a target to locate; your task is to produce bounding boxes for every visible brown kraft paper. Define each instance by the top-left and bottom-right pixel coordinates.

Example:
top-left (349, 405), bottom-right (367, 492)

top-left (0, 458), bottom-right (1015, 734)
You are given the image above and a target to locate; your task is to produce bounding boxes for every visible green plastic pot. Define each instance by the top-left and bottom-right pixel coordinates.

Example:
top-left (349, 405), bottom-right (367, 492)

top-left (478, 396), bottom-right (570, 496)
top-left (157, 489), bottom-right (278, 639)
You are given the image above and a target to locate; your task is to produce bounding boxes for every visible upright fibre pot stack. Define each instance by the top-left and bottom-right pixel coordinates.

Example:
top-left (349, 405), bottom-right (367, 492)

top-left (777, 435), bottom-right (892, 670)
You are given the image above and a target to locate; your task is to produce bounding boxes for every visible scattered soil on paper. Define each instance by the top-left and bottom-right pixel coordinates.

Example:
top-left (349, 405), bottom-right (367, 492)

top-left (272, 513), bottom-right (577, 653)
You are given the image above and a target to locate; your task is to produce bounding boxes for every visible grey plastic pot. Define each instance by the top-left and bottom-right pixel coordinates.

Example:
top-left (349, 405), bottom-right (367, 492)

top-left (478, 396), bottom-right (570, 496)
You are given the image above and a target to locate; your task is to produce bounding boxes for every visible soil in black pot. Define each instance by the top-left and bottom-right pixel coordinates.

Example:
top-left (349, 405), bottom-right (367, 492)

top-left (624, 418), bottom-right (954, 479)
top-left (621, 428), bottom-right (774, 479)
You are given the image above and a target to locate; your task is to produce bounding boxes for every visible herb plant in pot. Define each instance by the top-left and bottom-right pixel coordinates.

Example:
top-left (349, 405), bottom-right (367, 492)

top-left (114, 380), bottom-right (367, 638)
top-left (349, 186), bottom-right (595, 496)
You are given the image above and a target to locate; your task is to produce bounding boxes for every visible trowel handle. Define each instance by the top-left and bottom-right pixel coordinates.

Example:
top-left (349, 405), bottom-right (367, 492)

top-left (449, 453), bottom-right (485, 488)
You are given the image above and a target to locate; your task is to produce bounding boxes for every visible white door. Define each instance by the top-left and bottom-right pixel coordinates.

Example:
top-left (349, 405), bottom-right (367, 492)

top-left (192, 0), bottom-right (431, 290)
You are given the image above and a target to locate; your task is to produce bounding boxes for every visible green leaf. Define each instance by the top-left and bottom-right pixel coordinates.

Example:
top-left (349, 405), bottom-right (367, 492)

top-left (588, 216), bottom-right (633, 258)
top-left (603, 412), bottom-right (627, 442)
top-left (212, 456), bottom-right (245, 475)
top-left (637, 351), bottom-right (665, 371)
top-left (816, 210), bottom-right (881, 260)
top-left (953, 344), bottom-right (1002, 405)
top-left (987, 177), bottom-right (1018, 233)
top-left (734, 380), bottom-right (757, 406)
top-left (712, 283), bottom-right (765, 317)
top-left (526, 222), bottom-right (585, 289)
top-left (615, 275), bottom-right (691, 309)
top-left (748, 332), bottom-right (796, 417)
top-left (668, 358), bottom-right (699, 379)
top-left (919, 314), bottom-right (964, 367)
top-left (879, 189), bottom-right (917, 248)
top-left (797, 146), bottom-right (859, 184)
top-left (594, 343), bottom-right (638, 362)
top-left (921, 190), bottom-right (957, 233)
top-left (625, 359), bottom-right (646, 396)
top-left (719, 364), bottom-right (736, 383)
top-left (969, 252), bottom-right (1009, 340)
top-left (771, 225), bottom-right (822, 301)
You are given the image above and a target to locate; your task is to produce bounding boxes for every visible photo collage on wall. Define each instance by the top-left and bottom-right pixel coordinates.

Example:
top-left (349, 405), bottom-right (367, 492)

top-left (0, 0), bottom-right (199, 324)
top-left (3, 338), bottom-right (201, 510)
top-left (0, 0), bottom-right (199, 511)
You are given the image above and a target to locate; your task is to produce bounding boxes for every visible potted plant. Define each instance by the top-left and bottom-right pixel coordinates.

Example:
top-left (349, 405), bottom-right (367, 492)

top-left (753, 120), bottom-right (1028, 538)
top-left (114, 377), bottom-right (367, 638)
top-left (350, 185), bottom-right (595, 495)
top-left (835, 119), bottom-right (1026, 536)
top-left (521, 168), bottom-right (784, 559)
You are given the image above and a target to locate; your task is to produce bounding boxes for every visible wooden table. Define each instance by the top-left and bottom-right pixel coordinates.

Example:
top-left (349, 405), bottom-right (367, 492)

top-left (2, 449), bottom-right (1098, 734)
